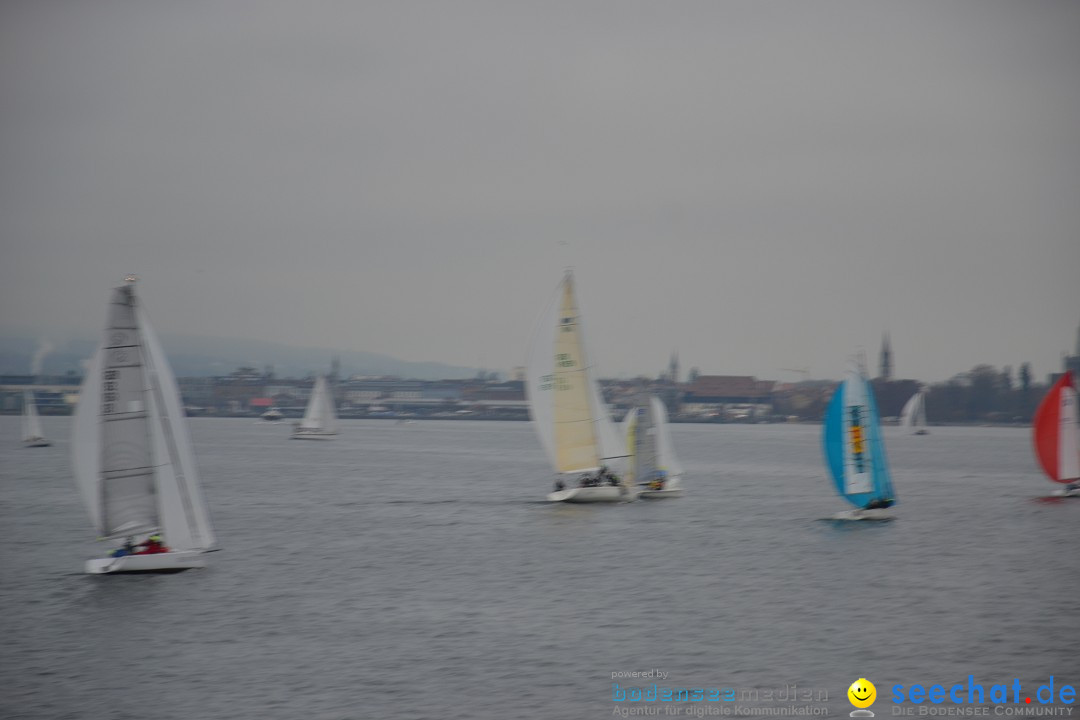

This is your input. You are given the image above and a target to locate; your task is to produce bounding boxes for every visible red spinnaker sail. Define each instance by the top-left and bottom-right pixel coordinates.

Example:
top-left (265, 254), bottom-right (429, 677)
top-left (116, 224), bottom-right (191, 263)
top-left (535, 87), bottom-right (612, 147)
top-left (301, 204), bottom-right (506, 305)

top-left (1032, 371), bottom-right (1079, 483)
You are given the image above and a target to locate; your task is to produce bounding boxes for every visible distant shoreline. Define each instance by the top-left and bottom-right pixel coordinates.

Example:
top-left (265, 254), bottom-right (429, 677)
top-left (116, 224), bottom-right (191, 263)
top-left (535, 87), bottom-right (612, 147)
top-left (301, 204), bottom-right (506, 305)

top-left (0, 408), bottom-right (1030, 428)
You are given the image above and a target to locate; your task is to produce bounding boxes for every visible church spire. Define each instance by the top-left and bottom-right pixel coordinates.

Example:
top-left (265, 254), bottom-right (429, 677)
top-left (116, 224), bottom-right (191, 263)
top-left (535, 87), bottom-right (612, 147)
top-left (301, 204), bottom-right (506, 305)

top-left (879, 334), bottom-right (892, 381)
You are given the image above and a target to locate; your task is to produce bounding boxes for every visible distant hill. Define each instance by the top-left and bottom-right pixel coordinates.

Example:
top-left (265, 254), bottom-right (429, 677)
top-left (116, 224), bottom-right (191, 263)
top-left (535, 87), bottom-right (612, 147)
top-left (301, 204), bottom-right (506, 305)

top-left (0, 330), bottom-right (479, 380)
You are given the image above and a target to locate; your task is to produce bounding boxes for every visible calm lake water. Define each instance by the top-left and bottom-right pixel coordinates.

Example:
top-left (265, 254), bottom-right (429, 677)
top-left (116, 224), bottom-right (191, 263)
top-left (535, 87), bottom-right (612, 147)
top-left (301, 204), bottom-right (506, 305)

top-left (1, 417), bottom-right (1077, 719)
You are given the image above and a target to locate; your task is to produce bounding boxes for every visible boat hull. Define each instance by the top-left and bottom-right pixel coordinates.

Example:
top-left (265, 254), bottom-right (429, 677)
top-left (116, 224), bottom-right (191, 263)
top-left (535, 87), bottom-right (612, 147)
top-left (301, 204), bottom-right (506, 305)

top-left (831, 508), bottom-right (893, 521)
top-left (290, 431), bottom-right (337, 440)
top-left (85, 550), bottom-right (208, 574)
top-left (547, 486), bottom-right (633, 503)
top-left (913, 429), bottom-right (929, 436)
top-left (24, 439), bottom-right (51, 447)
top-left (1050, 486), bottom-right (1080, 497)
top-left (639, 487), bottom-right (683, 499)
top-left (638, 476), bottom-right (683, 499)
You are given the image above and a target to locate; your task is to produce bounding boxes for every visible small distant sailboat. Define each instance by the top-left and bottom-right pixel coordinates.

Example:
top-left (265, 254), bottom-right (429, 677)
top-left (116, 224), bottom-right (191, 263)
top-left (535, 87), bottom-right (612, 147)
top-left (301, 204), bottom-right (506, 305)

top-left (1032, 371), bottom-right (1080, 497)
top-left (22, 390), bottom-right (51, 447)
top-left (72, 276), bottom-right (217, 573)
top-left (291, 375), bottom-right (338, 440)
top-left (898, 389), bottom-right (929, 435)
top-left (623, 396), bottom-right (684, 498)
top-left (526, 270), bottom-right (634, 503)
top-left (822, 361), bottom-right (897, 519)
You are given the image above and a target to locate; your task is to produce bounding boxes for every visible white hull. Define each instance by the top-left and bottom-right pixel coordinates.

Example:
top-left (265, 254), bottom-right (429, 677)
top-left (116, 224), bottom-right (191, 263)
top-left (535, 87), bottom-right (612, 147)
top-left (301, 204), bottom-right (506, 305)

top-left (291, 431), bottom-right (337, 440)
top-left (831, 508), bottom-right (893, 521)
top-left (85, 550), bottom-right (208, 574)
top-left (1050, 486), bottom-right (1080, 497)
top-left (24, 438), bottom-right (51, 448)
top-left (637, 475), bottom-right (683, 499)
top-left (547, 485), bottom-right (634, 503)
top-left (639, 487), bottom-right (683, 499)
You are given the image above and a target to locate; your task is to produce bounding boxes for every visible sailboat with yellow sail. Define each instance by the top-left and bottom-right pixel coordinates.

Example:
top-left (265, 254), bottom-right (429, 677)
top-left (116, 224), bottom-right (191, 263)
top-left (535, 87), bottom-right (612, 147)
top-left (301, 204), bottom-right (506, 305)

top-left (525, 270), bottom-right (635, 503)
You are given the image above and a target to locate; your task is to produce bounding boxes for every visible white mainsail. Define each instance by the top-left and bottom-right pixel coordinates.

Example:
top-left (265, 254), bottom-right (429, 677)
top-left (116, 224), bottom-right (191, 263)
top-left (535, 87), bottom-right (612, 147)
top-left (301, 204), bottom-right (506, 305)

top-left (624, 396), bottom-right (683, 484)
top-left (138, 301), bottom-right (216, 550)
top-left (298, 375), bottom-right (337, 433)
top-left (631, 399), bottom-right (658, 484)
top-left (899, 390), bottom-right (927, 433)
top-left (22, 390), bottom-right (45, 441)
top-left (1058, 384), bottom-right (1080, 481)
top-left (651, 395), bottom-right (683, 477)
top-left (840, 363), bottom-right (874, 495)
top-left (526, 271), bottom-right (623, 474)
top-left (71, 280), bottom-right (215, 551)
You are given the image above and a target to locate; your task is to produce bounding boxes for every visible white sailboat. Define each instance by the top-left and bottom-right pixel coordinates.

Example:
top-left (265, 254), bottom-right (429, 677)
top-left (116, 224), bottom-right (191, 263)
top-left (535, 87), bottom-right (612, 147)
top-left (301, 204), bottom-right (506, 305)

top-left (526, 270), bottom-right (635, 503)
top-left (623, 395), bottom-right (684, 498)
top-left (291, 375), bottom-right (337, 440)
top-left (22, 390), bottom-right (51, 447)
top-left (72, 276), bottom-right (217, 573)
top-left (898, 390), bottom-right (929, 435)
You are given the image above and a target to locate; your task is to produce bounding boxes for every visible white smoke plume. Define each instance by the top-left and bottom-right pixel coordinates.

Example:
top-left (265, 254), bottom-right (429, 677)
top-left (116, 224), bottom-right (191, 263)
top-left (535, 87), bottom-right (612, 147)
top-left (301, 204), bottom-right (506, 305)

top-left (30, 340), bottom-right (54, 376)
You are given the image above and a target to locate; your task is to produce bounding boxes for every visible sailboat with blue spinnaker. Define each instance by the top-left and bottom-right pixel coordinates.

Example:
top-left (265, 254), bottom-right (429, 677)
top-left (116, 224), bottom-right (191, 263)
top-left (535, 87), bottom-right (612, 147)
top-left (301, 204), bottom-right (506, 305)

top-left (822, 361), bottom-right (897, 519)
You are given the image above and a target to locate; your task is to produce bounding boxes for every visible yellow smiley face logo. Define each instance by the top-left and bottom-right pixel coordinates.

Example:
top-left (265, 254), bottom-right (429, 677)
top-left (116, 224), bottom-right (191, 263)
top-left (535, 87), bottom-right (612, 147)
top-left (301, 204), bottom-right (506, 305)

top-left (848, 678), bottom-right (876, 708)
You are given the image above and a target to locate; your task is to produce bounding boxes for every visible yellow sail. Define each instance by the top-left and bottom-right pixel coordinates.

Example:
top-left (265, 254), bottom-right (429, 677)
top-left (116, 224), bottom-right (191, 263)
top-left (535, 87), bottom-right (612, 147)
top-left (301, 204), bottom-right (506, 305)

top-left (623, 408), bottom-right (638, 485)
top-left (552, 274), bottom-right (601, 472)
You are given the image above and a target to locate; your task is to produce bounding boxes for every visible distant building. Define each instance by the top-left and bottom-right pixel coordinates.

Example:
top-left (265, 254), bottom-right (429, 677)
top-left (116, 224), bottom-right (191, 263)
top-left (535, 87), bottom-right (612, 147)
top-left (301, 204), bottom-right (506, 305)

top-left (667, 352), bottom-right (679, 384)
top-left (1066, 321), bottom-right (1080, 378)
top-left (879, 333), bottom-right (892, 381)
top-left (681, 375), bottom-right (775, 419)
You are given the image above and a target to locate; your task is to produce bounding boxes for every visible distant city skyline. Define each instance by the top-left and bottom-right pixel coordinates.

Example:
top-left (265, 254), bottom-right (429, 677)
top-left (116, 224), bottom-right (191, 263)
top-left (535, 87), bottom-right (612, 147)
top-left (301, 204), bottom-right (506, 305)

top-left (2, 2), bottom-right (1078, 384)
top-left (1, 323), bottom-right (1076, 387)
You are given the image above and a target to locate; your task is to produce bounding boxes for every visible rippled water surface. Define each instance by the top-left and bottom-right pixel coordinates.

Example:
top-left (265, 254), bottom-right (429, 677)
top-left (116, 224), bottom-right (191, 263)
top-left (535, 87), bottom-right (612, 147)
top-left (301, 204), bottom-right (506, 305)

top-left (1, 417), bottom-right (1077, 719)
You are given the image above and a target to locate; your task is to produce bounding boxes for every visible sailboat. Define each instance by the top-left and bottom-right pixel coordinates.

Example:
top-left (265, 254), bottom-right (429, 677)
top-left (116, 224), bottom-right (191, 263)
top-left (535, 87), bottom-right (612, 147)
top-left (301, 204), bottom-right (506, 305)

top-left (22, 390), bottom-right (51, 447)
top-left (898, 389), bottom-right (929, 435)
top-left (72, 276), bottom-right (217, 573)
top-left (623, 396), bottom-right (684, 498)
top-left (822, 361), bottom-right (897, 519)
top-left (525, 270), bottom-right (634, 503)
top-left (291, 375), bottom-right (338, 440)
top-left (1032, 370), bottom-right (1080, 497)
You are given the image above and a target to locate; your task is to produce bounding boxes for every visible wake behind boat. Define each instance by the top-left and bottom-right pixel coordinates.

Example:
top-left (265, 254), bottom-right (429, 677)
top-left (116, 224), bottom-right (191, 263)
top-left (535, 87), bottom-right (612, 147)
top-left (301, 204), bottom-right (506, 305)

top-left (1032, 370), bottom-right (1080, 497)
top-left (22, 390), bottom-right (50, 447)
top-left (72, 276), bottom-right (217, 574)
top-left (526, 270), bottom-right (634, 503)
top-left (623, 395), bottom-right (684, 498)
top-left (822, 360), bottom-right (897, 520)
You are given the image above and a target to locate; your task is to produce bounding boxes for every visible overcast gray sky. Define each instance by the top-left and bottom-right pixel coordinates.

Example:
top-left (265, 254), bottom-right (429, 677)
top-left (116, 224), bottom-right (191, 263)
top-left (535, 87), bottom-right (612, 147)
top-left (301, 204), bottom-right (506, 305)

top-left (2, 1), bottom-right (1078, 383)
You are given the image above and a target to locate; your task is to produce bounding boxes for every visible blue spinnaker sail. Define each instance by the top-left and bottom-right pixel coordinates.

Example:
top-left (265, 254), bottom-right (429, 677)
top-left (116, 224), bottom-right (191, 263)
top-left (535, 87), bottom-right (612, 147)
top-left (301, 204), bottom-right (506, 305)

top-left (823, 368), bottom-right (896, 509)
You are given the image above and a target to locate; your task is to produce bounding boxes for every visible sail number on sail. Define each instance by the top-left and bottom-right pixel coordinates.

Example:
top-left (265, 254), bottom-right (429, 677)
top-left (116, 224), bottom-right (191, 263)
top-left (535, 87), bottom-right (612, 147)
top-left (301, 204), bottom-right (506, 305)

top-left (538, 373), bottom-right (572, 392)
top-left (849, 406), bottom-right (866, 473)
top-left (102, 369), bottom-right (119, 415)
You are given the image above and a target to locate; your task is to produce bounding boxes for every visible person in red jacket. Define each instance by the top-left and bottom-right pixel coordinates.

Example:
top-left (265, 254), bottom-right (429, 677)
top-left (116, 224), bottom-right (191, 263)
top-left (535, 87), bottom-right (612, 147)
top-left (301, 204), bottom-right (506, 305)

top-left (138, 534), bottom-right (169, 554)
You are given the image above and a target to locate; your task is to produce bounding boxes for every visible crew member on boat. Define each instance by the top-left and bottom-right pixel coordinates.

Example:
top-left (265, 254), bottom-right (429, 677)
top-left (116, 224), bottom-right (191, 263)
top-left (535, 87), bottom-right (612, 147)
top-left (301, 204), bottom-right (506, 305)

top-left (864, 498), bottom-right (894, 510)
top-left (110, 537), bottom-right (138, 558)
top-left (138, 534), bottom-right (169, 554)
